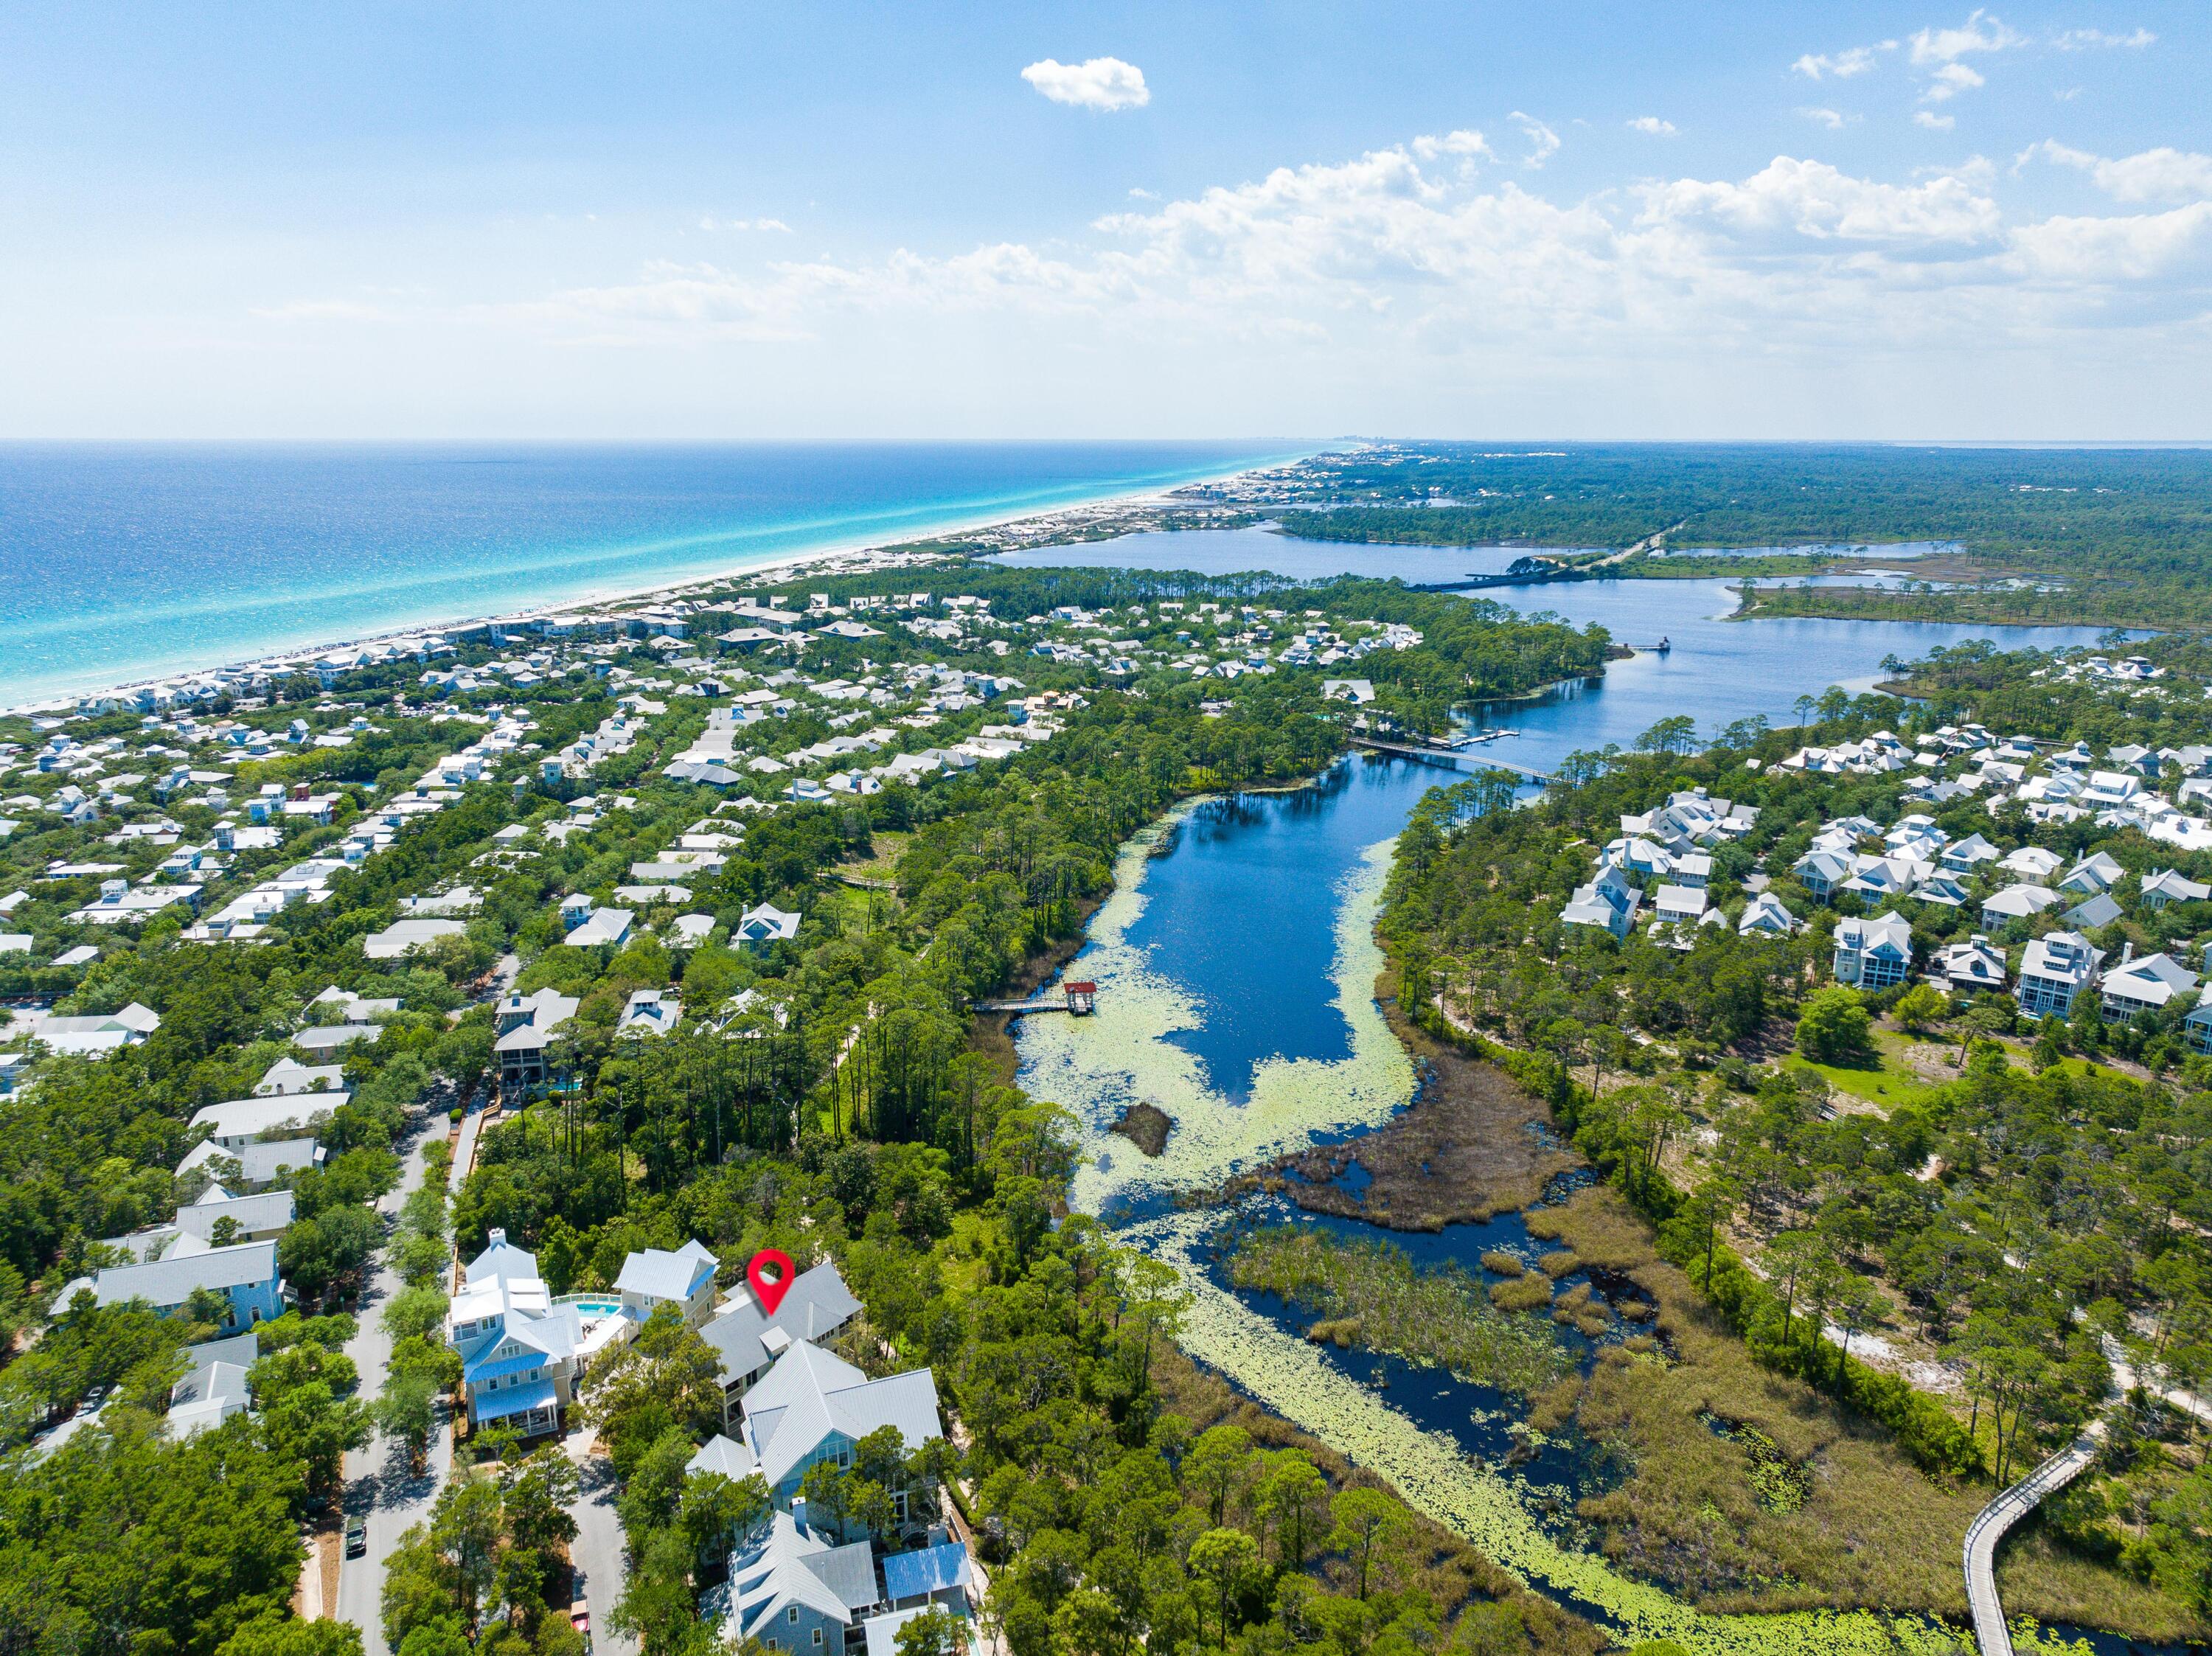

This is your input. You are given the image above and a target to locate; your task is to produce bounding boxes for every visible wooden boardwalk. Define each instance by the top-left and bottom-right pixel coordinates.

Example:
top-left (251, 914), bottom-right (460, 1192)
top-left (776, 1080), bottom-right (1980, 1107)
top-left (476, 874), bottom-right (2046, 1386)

top-left (971, 980), bottom-right (1096, 1017)
top-left (1963, 1427), bottom-right (2106, 1656)
top-left (1346, 734), bottom-right (1558, 785)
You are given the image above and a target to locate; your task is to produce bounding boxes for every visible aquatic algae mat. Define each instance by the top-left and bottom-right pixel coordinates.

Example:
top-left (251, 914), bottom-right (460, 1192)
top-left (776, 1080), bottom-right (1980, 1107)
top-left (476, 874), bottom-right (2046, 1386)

top-left (1019, 820), bottom-right (1415, 1217)
top-left (1026, 810), bottom-right (1998, 1656)
top-left (1140, 1208), bottom-right (1983, 1656)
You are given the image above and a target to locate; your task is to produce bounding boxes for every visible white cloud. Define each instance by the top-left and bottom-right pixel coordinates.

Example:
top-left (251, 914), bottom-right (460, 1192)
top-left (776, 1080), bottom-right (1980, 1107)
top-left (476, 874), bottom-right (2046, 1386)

top-left (1908, 10), bottom-right (2023, 66)
top-left (698, 216), bottom-right (792, 233)
top-left (2052, 27), bottom-right (2155, 49)
top-left (2025, 140), bottom-right (2212, 203)
top-left (2008, 201), bottom-right (2212, 282)
top-left (1924, 61), bottom-right (1986, 100)
top-left (1799, 106), bottom-right (1851, 130)
top-left (443, 121), bottom-right (2212, 412)
top-left (1509, 111), bottom-right (1560, 167)
top-left (1642, 156), bottom-right (2001, 245)
top-left (1916, 110), bottom-right (1958, 130)
top-left (1020, 56), bottom-right (1150, 111)
top-left (1627, 116), bottom-right (1678, 137)
top-left (1792, 43), bottom-right (1892, 79)
top-left (1411, 129), bottom-right (1492, 161)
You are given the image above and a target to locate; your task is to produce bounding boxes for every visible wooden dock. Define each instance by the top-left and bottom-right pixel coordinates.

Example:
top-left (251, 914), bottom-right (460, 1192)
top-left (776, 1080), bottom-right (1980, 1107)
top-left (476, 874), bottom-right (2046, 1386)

top-left (1346, 735), bottom-right (1557, 785)
top-left (971, 980), bottom-right (1097, 1016)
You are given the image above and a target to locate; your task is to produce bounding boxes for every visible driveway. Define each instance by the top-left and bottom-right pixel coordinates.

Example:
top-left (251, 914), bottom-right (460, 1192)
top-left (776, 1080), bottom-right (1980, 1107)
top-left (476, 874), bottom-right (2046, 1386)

top-left (336, 1109), bottom-right (452, 1650)
top-left (563, 1427), bottom-right (636, 1656)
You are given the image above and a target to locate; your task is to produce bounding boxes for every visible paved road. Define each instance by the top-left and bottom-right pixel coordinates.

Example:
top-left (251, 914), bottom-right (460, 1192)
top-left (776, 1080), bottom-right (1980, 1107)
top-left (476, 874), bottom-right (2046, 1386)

top-left (337, 1109), bottom-right (453, 1650)
top-left (563, 1427), bottom-right (636, 1656)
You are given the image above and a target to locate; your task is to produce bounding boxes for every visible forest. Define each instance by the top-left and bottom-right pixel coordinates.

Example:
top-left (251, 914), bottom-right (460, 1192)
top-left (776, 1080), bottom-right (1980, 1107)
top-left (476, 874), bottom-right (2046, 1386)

top-left (1376, 639), bottom-right (2212, 1630)
top-left (1264, 445), bottom-right (2212, 629)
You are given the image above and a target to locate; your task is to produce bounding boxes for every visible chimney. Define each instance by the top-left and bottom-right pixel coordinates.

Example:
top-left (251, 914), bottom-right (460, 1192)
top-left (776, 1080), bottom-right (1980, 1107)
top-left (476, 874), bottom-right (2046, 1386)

top-left (488, 1228), bottom-right (507, 1248)
top-left (2120, 942), bottom-right (2135, 967)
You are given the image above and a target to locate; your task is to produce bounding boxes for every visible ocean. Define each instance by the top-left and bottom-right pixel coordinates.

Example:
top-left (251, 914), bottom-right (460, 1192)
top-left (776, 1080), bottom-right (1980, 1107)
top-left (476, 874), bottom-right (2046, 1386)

top-left (0, 440), bottom-right (1301, 706)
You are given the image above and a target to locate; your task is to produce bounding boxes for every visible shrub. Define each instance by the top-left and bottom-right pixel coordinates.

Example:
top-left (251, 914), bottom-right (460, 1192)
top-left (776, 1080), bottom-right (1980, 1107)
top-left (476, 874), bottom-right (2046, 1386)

top-left (1795, 987), bottom-right (1877, 1065)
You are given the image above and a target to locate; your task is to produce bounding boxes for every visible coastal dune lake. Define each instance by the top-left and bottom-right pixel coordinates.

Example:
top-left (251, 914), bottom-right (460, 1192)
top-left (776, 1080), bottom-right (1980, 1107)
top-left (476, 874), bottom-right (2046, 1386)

top-left (1004, 526), bottom-right (2152, 1653)
top-left (0, 440), bottom-right (1296, 706)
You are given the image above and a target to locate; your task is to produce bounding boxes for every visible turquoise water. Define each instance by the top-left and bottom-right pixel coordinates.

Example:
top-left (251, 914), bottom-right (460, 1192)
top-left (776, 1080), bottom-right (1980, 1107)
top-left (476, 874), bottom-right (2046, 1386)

top-left (0, 441), bottom-right (1301, 705)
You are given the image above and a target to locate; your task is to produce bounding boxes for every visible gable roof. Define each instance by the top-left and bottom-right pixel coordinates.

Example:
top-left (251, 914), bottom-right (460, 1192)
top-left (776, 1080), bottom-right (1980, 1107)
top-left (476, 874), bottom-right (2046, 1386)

top-left (740, 1340), bottom-right (942, 1489)
top-left (688, 1432), bottom-right (760, 1483)
top-left (465, 1228), bottom-right (540, 1286)
top-left (615, 1238), bottom-right (717, 1302)
top-left (186, 1095), bottom-right (333, 1142)
top-left (728, 1511), bottom-right (864, 1635)
top-left (173, 1189), bottom-right (293, 1239)
top-left (57, 1239), bottom-right (278, 1315)
top-left (701, 1261), bottom-right (863, 1386)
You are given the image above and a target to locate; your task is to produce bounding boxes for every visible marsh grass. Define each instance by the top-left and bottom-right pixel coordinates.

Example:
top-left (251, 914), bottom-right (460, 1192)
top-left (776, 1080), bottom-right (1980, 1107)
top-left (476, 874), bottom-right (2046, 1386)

top-left (1150, 1328), bottom-right (1606, 1656)
top-left (1531, 1189), bottom-right (2201, 1639)
top-left (1229, 1223), bottom-right (1575, 1397)
top-left (1490, 1275), bottom-right (1557, 1312)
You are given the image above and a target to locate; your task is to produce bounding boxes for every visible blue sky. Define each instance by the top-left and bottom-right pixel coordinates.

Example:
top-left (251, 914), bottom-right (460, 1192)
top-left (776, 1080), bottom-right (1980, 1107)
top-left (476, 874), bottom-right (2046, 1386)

top-left (4, 3), bottom-right (2208, 438)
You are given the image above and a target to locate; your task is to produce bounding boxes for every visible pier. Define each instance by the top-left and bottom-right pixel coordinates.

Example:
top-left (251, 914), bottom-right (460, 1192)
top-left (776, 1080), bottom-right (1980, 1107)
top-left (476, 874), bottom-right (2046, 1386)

top-left (970, 980), bottom-right (1098, 1016)
top-left (1345, 735), bottom-right (1558, 784)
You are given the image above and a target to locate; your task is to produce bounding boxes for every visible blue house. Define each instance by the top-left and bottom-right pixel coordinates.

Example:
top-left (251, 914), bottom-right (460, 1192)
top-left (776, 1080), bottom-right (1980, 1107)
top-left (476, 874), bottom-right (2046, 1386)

top-left (52, 1240), bottom-right (287, 1334)
top-left (688, 1340), bottom-right (944, 1546)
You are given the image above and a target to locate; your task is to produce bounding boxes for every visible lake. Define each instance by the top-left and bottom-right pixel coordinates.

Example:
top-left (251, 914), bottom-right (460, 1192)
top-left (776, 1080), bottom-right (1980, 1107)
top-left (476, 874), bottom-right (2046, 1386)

top-left (1002, 526), bottom-right (2151, 1652)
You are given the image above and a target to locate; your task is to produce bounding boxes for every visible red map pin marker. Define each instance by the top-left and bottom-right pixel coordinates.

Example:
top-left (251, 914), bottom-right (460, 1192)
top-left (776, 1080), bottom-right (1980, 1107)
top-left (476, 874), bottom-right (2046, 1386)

top-left (748, 1248), bottom-right (796, 1315)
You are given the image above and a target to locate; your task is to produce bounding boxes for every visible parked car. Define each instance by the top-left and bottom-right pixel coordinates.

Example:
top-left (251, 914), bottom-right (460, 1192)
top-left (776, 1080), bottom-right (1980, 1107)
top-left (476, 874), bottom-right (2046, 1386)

top-left (345, 1517), bottom-right (368, 1558)
top-left (571, 1598), bottom-right (591, 1652)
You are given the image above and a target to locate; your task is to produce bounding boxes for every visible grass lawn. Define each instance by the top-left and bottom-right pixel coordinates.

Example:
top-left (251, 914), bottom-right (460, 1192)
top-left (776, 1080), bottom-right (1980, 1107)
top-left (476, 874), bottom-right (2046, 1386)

top-left (838, 828), bottom-right (909, 881)
top-left (1784, 1029), bottom-right (1942, 1112)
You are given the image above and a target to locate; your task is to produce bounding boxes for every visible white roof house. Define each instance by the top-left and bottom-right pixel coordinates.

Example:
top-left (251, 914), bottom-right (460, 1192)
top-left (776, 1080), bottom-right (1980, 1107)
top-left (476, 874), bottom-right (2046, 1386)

top-left (1940, 833), bottom-right (2000, 872)
top-left (698, 1509), bottom-right (886, 1652)
top-left (736, 905), bottom-right (801, 947)
top-left (1998, 846), bottom-right (2064, 882)
top-left (23, 1001), bottom-right (161, 1056)
top-left (1736, 891), bottom-right (1799, 937)
top-left (174, 1189), bottom-right (295, 1242)
top-left (618, 989), bottom-right (684, 1038)
top-left (186, 1095), bottom-right (337, 1149)
top-left (1833, 911), bottom-right (1913, 989)
top-left (2140, 868), bottom-right (2211, 909)
top-left (2059, 851), bottom-right (2126, 896)
top-left (1981, 884), bottom-right (2062, 928)
top-left (254, 1057), bottom-right (349, 1096)
top-left (1560, 863), bottom-right (1639, 939)
top-left (2017, 931), bottom-right (2105, 1020)
top-left (616, 1239), bottom-right (720, 1326)
top-left (709, 1338), bottom-right (945, 1498)
top-left (176, 1136), bottom-right (324, 1189)
top-left (50, 1239), bottom-right (285, 1332)
top-left (1933, 935), bottom-right (2008, 993)
top-left (701, 1260), bottom-right (864, 1410)
top-left (564, 908), bottom-right (635, 948)
top-left (169, 1334), bottom-right (258, 1439)
top-left (362, 918), bottom-right (465, 959)
top-left (2101, 949), bottom-right (2198, 1021)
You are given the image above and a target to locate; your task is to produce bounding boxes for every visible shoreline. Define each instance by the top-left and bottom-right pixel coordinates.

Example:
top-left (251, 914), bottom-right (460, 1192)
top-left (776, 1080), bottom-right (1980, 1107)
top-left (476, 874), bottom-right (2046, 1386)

top-left (3, 449), bottom-right (1317, 716)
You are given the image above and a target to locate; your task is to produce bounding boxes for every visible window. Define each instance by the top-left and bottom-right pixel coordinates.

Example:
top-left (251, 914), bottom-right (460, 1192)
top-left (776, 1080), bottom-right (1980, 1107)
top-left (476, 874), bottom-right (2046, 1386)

top-left (788, 1608), bottom-right (799, 1625)
top-left (838, 1450), bottom-right (852, 1469)
top-left (813, 1632), bottom-right (824, 1647)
